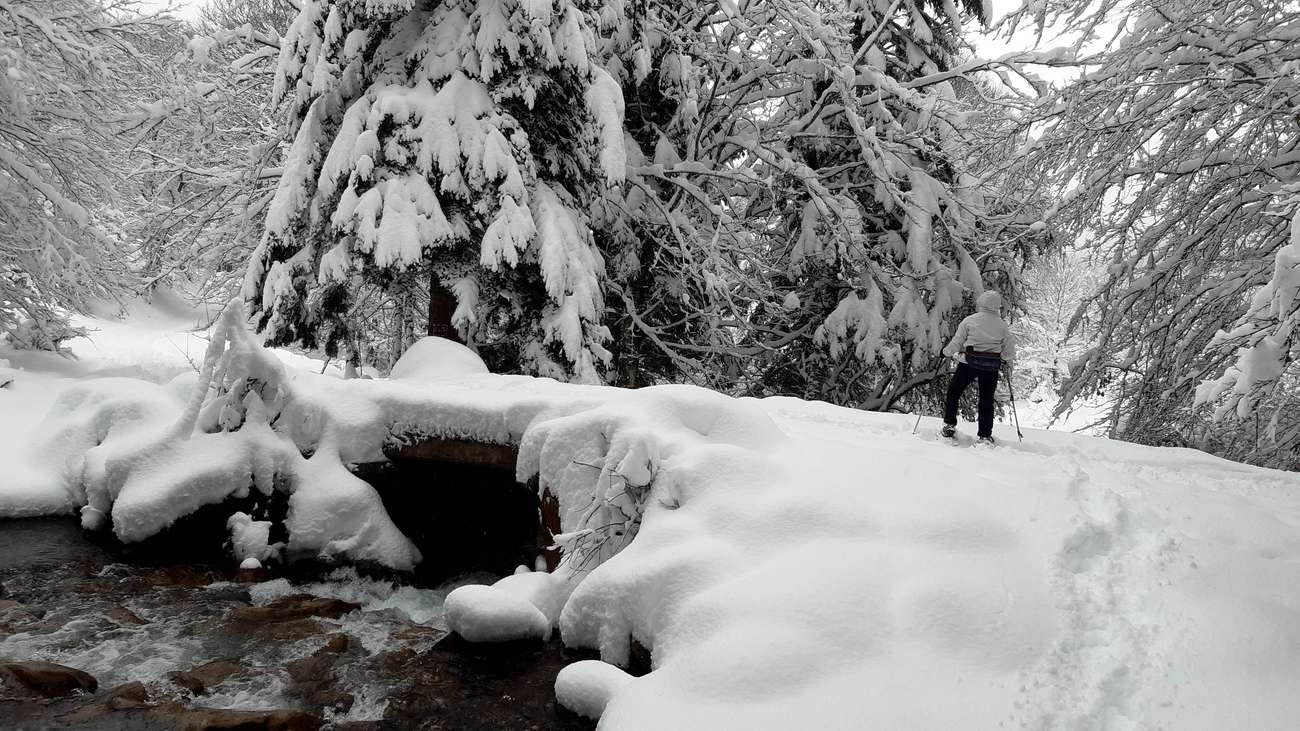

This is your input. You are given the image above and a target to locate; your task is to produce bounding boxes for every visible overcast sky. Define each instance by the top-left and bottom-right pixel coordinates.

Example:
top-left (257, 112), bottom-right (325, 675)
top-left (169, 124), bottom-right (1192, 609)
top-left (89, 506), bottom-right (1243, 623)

top-left (134, 0), bottom-right (1055, 77)
top-left (140, 0), bottom-right (203, 21)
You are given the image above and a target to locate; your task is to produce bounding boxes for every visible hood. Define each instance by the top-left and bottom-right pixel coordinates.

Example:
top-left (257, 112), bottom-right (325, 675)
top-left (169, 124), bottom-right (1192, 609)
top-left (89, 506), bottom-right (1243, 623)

top-left (976, 290), bottom-right (1002, 314)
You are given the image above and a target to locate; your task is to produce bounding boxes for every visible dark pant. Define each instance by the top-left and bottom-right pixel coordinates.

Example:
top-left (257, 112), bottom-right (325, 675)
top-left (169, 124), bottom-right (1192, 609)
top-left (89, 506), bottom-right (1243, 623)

top-left (944, 362), bottom-right (999, 437)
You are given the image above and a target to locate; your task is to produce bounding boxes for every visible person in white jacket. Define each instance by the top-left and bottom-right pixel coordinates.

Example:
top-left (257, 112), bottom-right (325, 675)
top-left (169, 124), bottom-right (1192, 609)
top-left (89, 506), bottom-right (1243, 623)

top-left (941, 290), bottom-right (1016, 444)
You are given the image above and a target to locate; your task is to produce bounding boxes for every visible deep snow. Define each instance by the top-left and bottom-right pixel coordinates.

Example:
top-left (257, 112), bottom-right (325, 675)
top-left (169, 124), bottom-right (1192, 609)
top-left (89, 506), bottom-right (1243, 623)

top-left (1, 300), bottom-right (1298, 729)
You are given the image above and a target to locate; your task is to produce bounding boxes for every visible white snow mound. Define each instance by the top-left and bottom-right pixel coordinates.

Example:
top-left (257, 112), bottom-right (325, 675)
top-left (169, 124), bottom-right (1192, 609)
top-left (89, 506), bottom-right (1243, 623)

top-left (389, 336), bottom-right (488, 380)
top-left (555, 660), bottom-right (634, 720)
top-left (445, 584), bottom-right (551, 642)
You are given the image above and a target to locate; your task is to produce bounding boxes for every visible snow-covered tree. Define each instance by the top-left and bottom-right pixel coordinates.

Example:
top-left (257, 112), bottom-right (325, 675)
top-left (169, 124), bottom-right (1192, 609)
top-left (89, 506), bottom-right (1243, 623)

top-left (1000, 0), bottom-right (1300, 463)
top-left (126, 0), bottom-right (294, 303)
top-left (244, 0), bottom-right (627, 382)
top-left (1015, 247), bottom-right (1098, 389)
top-left (587, 0), bottom-right (1048, 408)
top-left (0, 1), bottom-right (170, 349)
top-left (733, 0), bottom-right (1043, 410)
top-left (587, 0), bottom-right (821, 389)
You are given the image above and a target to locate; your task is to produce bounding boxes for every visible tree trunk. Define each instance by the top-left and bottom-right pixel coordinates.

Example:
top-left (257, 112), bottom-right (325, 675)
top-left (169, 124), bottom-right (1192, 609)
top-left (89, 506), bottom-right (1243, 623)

top-left (427, 269), bottom-right (461, 343)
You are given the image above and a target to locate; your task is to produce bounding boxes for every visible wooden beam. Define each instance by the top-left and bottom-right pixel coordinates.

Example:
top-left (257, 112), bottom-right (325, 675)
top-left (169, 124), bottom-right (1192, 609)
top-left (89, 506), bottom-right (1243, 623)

top-left (384, 437), bottom-right (517, 471)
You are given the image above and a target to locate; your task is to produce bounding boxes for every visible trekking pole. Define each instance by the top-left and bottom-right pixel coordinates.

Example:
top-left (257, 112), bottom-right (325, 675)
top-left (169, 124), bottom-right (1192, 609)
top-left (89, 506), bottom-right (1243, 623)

top-left (1004, 366), bottom-right (1024, 443)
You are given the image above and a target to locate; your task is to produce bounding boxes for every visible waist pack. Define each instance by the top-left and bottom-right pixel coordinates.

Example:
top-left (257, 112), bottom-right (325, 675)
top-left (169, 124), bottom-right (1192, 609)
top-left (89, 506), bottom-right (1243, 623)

top-left (965, 347), bottom-right (1002, 372)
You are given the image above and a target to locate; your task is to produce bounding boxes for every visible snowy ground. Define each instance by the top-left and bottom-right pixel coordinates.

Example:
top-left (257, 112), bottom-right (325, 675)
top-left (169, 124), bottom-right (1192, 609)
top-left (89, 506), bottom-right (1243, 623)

top-left (2, 302), bottom-right (1298, 729)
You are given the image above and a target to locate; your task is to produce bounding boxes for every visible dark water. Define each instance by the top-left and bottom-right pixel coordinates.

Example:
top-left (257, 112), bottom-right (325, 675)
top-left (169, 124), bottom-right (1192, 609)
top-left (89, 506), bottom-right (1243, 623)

top-left (0, 517), bottom-right (107, 570)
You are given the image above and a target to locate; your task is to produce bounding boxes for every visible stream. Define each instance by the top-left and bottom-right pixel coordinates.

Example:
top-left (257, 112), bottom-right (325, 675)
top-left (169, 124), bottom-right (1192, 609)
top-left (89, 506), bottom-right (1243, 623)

top-left (0, 518), bottom-right (595, 730)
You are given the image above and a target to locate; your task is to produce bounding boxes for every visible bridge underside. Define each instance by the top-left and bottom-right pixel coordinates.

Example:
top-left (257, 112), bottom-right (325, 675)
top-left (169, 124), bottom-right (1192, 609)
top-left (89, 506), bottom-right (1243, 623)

top-left (350, 436), bottom-right (562, 583)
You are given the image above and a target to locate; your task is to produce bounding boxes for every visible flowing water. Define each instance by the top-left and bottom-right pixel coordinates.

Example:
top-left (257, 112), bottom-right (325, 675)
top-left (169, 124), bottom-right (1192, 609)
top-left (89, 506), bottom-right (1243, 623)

top-left (0, 518), bottom-right (593, 729)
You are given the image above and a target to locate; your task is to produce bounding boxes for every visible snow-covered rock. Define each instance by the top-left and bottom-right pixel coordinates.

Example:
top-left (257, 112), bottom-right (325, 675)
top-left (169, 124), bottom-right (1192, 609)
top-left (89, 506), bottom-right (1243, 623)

top-left (228, 513), bottom-right (279, 564)
top-left (555, 660), bottom-right (634, 720)
top-left (444, 584), bottom-right (550, 643)
top-left (388, 337), bottom-right (488, 381)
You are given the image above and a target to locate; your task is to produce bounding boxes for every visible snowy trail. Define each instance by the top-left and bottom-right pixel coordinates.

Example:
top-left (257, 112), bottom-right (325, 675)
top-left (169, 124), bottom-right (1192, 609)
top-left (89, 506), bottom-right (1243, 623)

top-left (1021, 468), bottom-right (1152, 730)
top-left (758, 400), bottom-right (1300, 730)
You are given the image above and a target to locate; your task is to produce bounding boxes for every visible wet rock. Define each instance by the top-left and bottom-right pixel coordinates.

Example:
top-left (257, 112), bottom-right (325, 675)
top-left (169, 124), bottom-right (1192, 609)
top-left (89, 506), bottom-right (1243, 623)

top-left (322, 633), bottom-right (350, 654)
top-left (382, 638), bottom-right (595, 731)
top-left (287, 653), bottom-right (331, 685)
top-left (381, 647), bottom-right (417, 669)
top-left (103, 680), bottom-right (151, 709)
top-left (260, 617), bottom-right (322, 642)
top-left (168, 707), bottom-right (321, 730)
top-left (104, 605), bottom-right (147, 625)
top-left (0, 598), bottom-right (43, 621)
top-left (169, 660), bottom-right (242, 696)
top-left (392, 624), bottom-right (446, 643)
top-left (286, 638), bottom-right (358, 714)
top-left (0, 661), bottom-right (98, 697)
top-left (230, 595), bottom-right (360, 624)
top-left (168, 671), bottom-right (206, 696)
top-left (146, 564), bottom-right (222, 588)
top-left (308, 688), bottom-right (354, 714)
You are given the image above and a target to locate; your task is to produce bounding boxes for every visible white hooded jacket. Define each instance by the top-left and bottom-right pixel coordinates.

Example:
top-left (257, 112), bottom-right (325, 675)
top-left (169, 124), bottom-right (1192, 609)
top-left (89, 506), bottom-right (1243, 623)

top-left (943, 291), bottom-right (1016, 366)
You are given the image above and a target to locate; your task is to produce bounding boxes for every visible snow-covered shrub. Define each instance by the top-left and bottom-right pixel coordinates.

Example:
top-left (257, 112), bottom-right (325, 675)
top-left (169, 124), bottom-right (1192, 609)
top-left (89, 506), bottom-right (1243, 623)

top-left (1, 311), bottom-right (87, 355)
top-left (36, 299), bottom-right (420, 569)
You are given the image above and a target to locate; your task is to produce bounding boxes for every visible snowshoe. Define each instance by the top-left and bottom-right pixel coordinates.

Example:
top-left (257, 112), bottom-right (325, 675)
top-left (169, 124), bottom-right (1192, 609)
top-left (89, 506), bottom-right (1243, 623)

top-left (975, 435), bottom-right (996, 448)
top-left (940, 424), bottom-right (956, 440)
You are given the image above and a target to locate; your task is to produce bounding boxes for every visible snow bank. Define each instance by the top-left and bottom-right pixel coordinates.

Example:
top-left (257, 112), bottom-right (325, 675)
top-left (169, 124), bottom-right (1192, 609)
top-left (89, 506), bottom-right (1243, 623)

top-left (0, 366), bottom-right (84, 517)
top-left (16, 301), bottom-right (419, 569)
top-left (449, 395), bottom-right (1300, 729)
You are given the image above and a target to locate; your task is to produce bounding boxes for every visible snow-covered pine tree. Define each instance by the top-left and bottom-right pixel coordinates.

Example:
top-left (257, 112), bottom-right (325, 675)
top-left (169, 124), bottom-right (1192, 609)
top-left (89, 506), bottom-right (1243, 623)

top-left (0, 1), bottom-right (170, 350)
top-left (747, 0), bottom-right (1039, 410)
top-left (244, 0), bottom-right (626, 382)
top-left (1001, 0), bottom-right (1300, 465)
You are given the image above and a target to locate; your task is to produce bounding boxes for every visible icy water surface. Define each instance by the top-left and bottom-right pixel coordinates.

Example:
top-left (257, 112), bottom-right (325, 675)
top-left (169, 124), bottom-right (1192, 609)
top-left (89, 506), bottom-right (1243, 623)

top-left (0, 518), bottom-right (594, 729)
top-left (0, 517), bottom-right (106, 569)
